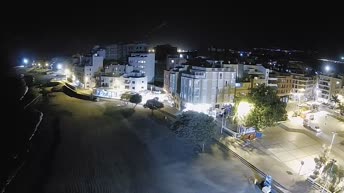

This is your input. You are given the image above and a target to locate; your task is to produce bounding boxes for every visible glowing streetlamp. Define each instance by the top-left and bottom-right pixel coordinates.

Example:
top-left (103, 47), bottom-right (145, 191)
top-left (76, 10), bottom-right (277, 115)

top-left (84, 76), bottom-right (89, 88)
top-left (45, 63), bottom-right (49, 67)
top-left (57, 63), bottom-right (63, 70)
top-left (341, 56), bottom-right (344, 60)
top-left (325, 65), bottom-right (330, 72)
top-left (64, 68), bottom-right (70, 76)
top-left (236, 101), bottom-right (254, 128)
top-left (23, 58), bottom-right (29, 64)
top-left (328, 132), bottom-right (337, 156)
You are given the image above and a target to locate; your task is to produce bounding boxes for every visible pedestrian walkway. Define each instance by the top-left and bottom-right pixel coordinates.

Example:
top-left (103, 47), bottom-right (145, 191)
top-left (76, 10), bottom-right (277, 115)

top-left (218, 136), bottom-right (315, 192)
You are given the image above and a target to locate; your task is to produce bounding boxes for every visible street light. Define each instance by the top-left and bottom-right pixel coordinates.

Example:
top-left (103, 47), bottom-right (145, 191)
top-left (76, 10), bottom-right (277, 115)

top-left (325, 65), bottom-right (330, 72)
top-left (236, 101), bottom-right (254, 128)
top-left (341, 56), bottom-right (344, 60)
top-left (298, 160), bottom-right (304, 175)
top-left (45, 63), bottom-right (49, 67)
top-left (23, 58), bottom-right (28, 64)
top-left (329, 132), bottom-right (337, 156)
top-left (64, 68), bottom-right (70, 76)
top-left (57, 63), bottom-right (63, 70)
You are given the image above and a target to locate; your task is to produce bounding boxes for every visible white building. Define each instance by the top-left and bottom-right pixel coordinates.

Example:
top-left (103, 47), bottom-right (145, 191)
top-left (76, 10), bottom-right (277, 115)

top-left (243, 64), bottom-right (271, 85)
top-left (180, 66), bottom-right (236, 108)
top-left (223, 64), bottom-right (244, 79)
top-left (104, 64), bottom-right (133, 75)
top-left (316, 74), bottom-right (343, 103)
top-left (74, 54), bottom-right (104, 88)
top-left (95, 72), bottom-right (147, 99)
top-left (291, 73), bottom-right (315, 102)
top-left (128, 53), bottom-right (155, 83)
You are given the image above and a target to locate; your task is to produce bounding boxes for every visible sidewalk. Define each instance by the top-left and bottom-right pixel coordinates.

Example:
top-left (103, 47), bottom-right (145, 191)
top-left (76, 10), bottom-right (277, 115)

top-left (159, 107), bottom-right (314, 192)
top-left (218, 135), bottom-right (315, 192)
top-left (280, 121), bottom-right (344, 169)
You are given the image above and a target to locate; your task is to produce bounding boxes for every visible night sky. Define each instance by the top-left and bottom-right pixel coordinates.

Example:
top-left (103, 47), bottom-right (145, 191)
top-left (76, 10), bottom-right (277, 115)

top-left (4, 4), bottom-right (344, 66)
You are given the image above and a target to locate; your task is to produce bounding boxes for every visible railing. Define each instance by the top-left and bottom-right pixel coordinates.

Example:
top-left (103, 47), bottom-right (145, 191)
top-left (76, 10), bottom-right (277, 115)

top-left (306, 177), bottom-right (331, 193)
top-left (214, 139), bottom-right (286, 193)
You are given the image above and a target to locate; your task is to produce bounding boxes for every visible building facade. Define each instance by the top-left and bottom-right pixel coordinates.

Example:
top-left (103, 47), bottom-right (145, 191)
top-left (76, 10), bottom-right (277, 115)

top-left (74, 54), bottom-right (104, 88)
top-left (128, 53), bottom-right (155, 83)
top-left (180, 66), bottom-right (236, 108)
top-left (105, 43), bottom-right (148, 61)
top-left (316, 74), bottom-right (343, 103)
top-left (166, 55), bottom-right (187, 70)
top-left (95, 72), bottom-right (147, 99)
top-left (291, 73), bottom-right (315, 102)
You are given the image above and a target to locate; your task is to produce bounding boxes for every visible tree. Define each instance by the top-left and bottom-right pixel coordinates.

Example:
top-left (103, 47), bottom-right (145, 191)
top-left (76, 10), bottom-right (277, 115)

top-left (120, 92), bottom-right (132, 104)
top-left (171, 111), bottom-right (217, 152)
top-left (338, 103), bottom-right (344, 115)
top-left (238, 84), bottom-right (287, 130)
top-left (129, 94), bottom-right (142, 109)
top-left (321, 160), bottom-right (344, 192)
top-left (331, 95), bottom-right (340, 106)
top-left (143, 99), bottom-right (164, 114)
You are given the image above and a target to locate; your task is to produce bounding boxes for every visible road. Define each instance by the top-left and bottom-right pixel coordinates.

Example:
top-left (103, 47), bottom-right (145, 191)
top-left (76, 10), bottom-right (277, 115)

top-left (5, 92), bottom-right (261, 193)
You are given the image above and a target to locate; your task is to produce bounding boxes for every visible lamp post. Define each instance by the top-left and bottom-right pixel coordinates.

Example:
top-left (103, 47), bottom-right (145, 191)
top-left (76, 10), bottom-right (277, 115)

top-left (328, 132), bottom-right (337, 156)
top-left (298, 160), bottom-right (304, 175)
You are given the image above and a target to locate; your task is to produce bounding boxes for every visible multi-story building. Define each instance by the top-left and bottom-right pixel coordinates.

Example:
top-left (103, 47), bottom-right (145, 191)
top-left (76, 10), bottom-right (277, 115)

top-left (128, 53), bottom-right (155, 83)
top-left (104, 64), bottom-right (133, 75)
top-left (291, 73), bottom-right (315, 102)
top-left (105, 44), bottom-right (121, 60)
top-left (316, 74), bottom-right (343, 103)
top-left (223, 64), bottom-right (244, 80)
top-left (234, 82), bottom-right (252, 97)
top-left (95, 72), bottom-right (147, 99)
top-left (268, 72), bottom-right (293, 102)
top-left (74, 54), bottom-right (104, 88)
top-left (180, 66), bottom-right (236, 108)
top-left (166, 55), bottom-right (187, 70)
top-left (105, 43), bottom-right (148, 61)
top-left (243, 64), bottom-right (271, 85)
top-left (124, 43), bottom-right (148, 55)
top-left (154, 44), bottom-right (178, 83)
top-left (163, 70), bottom-right (171, 92)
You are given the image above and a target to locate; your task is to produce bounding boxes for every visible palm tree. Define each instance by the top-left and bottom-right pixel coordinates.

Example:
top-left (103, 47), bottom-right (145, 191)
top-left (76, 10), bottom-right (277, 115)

top-left (331, 95), bottom-right (340, 106)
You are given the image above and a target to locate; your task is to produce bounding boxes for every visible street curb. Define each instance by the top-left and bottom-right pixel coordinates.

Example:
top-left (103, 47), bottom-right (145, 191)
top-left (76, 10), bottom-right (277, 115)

top-left (278, 123), bottom-right (323, 144)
